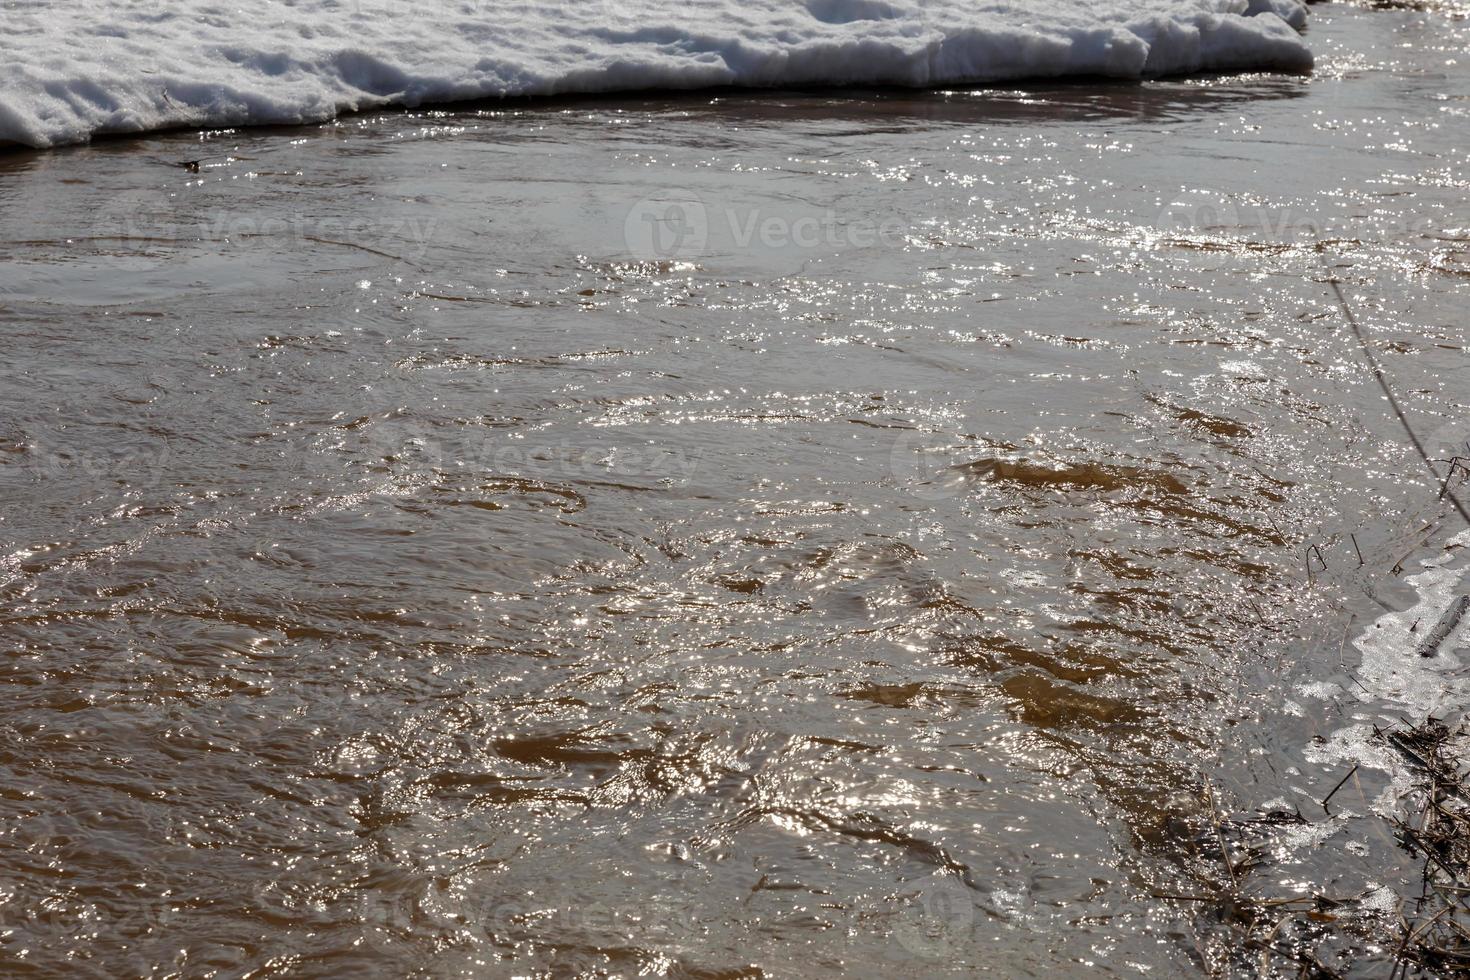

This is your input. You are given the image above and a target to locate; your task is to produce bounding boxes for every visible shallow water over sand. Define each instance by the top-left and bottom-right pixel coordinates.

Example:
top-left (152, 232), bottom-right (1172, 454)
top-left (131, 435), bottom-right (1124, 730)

top-left (2, 3), bottom-right (1470, 976)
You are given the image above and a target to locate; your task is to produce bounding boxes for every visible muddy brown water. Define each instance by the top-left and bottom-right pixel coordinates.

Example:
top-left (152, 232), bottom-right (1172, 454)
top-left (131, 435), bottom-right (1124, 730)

top-left (2, 3), bottom-right (1470, 976)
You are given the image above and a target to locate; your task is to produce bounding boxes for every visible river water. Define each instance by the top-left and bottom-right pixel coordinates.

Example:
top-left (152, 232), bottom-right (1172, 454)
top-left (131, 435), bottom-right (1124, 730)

top-left (2, 3), bottom-right (1469, 976)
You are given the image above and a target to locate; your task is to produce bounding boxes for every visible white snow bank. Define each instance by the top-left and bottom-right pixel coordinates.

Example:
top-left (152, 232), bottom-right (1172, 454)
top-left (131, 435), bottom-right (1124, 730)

top-left (0, 0), bottom-right (1312, 149)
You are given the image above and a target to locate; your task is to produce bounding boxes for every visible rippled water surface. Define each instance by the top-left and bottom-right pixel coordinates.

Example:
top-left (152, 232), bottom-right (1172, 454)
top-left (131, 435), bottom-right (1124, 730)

top-left (3, 4), bottom-right (1470, 976)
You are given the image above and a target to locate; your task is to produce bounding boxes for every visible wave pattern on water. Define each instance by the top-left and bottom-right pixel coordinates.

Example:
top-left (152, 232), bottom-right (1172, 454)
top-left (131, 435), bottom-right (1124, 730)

top-left (0, 3), bottom-right (1469, 977)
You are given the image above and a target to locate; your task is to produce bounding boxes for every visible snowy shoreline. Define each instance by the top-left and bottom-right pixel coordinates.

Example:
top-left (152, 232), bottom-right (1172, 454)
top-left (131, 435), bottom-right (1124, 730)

top-left (0, 0), bottom-right (1312, 150)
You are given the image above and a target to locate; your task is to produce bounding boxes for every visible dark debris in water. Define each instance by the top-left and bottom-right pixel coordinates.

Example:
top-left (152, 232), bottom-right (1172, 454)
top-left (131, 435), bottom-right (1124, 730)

top-left (1161, 720), bottom-right (1470, 979)
top-left (1375, 719), bottom-right (1470, 978)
